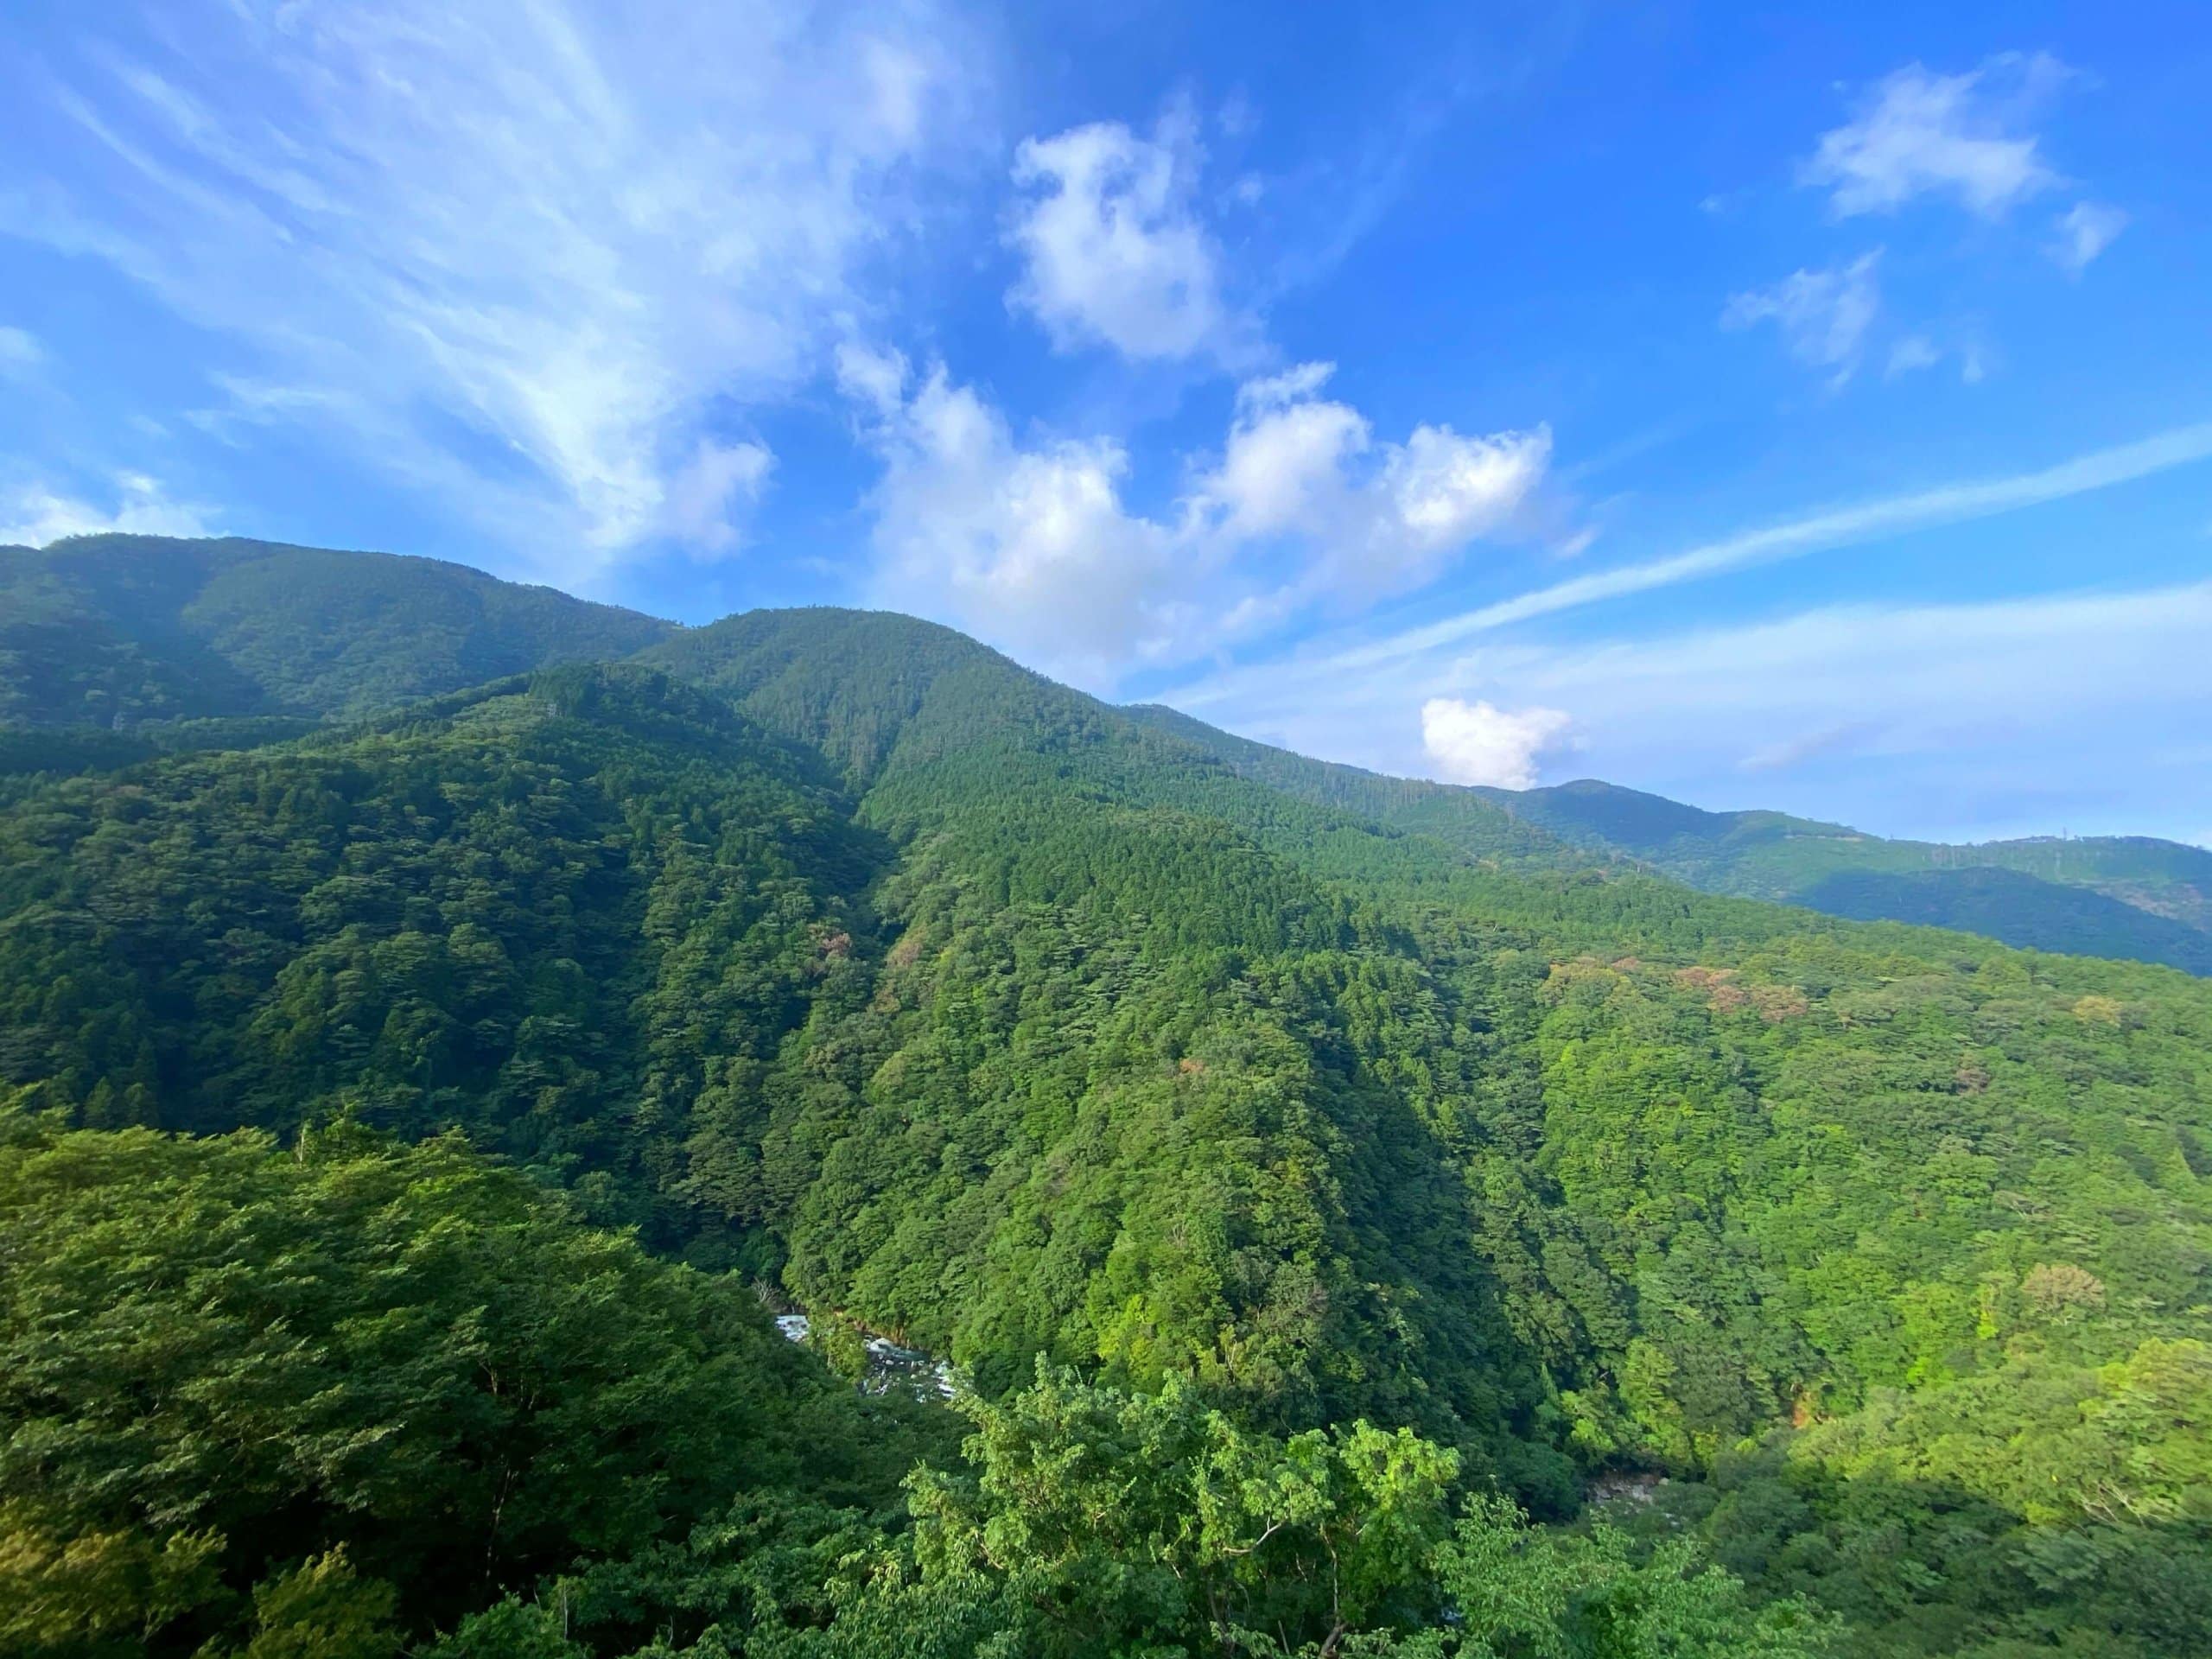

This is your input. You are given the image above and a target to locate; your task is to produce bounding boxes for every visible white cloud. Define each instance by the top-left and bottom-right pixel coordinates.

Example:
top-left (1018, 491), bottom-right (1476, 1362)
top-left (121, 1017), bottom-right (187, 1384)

top-left (1723, 252), bottom-right (1881, 384)
top-left (1884, 332), bottom-right (1988, 385)
top-left (1236, 360), bottom-right (1338, 412)
top-left (1421, 697), bottom-right (1573, 789)
top-left (846, 364), bottom-right (1186, 685)
top-left (1207, 391), bottom-right (1370, 542)
top-left (1175, 580), bottom-right (2212, 842)
top-left (662, 440), bottom-right (774, 555)
top-left (0, 326), bottom-right (41, 377)
top-left (2049, 200), bottom-right (2128, 274)
top-left (1198, 361), bottom-right (1549, 596)
top-left (833, 340), bottom-right (911, 417)
top-left (1802, 55), bottom-right (2066, 219)
top-left (1382, 424), bottom-right (1550, 556)
top-left (1165, 419), bottom-right (2212, 713)
top-left (1, 473), bottom-right (213, 545)
top-left (842, 354), bottom-right (1553, 684)
top-left (1007, 115), bottom-right (1243, 363)
top-left (8, 1), bottom-right (978, 581)
top-left (1476, 584), bottom-right (2212, 780)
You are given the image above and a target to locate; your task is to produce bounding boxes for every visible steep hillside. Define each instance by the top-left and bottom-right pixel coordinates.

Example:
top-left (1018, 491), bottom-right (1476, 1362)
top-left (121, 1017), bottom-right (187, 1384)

top-left (0, 666), bottom-right (873, 1205)
top-left (0, 656), bottom-right (1560, 1482)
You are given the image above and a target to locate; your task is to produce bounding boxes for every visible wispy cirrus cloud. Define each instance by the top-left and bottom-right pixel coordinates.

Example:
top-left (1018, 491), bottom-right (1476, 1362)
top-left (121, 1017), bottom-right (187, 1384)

top-left (1152, 423), bottom-right (2212, 824)
top-left (1173, 578), bottom-right (2212, 833)
top-left (1723, 252), bottom-right (1883, 385)
top-left (5, 0), bottom-right (980, 582)
top-left (1166, 418), bottom-right (2212, 713)
top-left (1802, 54), bottom-right (2069, 219)
top-left (2049, 200), bottom-right (2129, 274)
top-left (0, 326), bottom-right (42, 378)
top-left (1474, 582), bottom-right (2212, 814)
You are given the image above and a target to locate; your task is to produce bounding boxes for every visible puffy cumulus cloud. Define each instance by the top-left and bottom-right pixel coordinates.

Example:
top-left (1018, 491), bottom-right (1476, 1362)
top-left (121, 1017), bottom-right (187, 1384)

top-left (1450, 584), bottom-right (2212, 830)
top-left (1167, 418), bottom-right (2212, 728)
top-left (1, 472), bottom-right (213, 545)
top-left (1802, 54), bottom-right (2067, 219)
top-left (1154, 423), bottom-right (2212, 828)
top-left (842, 354), bottom-right (1554, 686)
top-left (1007, 114), bottom-right (1247, 364)
top-left (1420, 697), bottom-right (1573, 790)
top-left (1381, 424), bottom-right (1552, 558)
top-left (844, 354), bottom-right (1187, 686)
top-left (2049, 200), bottom-right (2128, 274)
top-left (10, 0), bottom-right (978, 581)
top-left (1199, 362), bottom-right (1550, 595)
top-left (1722, 253), bottom-right (1881, 385)
top-left (1206, 383), bottom-right (1370, 542)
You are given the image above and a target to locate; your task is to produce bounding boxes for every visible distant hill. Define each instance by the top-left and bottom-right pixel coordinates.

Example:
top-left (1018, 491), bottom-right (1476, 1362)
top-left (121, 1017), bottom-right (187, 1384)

top-left (0, 532), bottom-right (672, 733)
top-left (1120, 715), bottom-right (2212, 974)
top-left (6, 533), bottom-right (2204, 976)
top-left (1469, 777), bottom-right (2212, 973)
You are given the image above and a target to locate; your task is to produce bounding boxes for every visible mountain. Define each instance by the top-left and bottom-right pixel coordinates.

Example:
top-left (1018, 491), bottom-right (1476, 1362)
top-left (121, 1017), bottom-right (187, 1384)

top-left (12, 531), bottom-right (2202, 973)
top-left (1124, 711), bottom-right (2212, 975)
top-left (3, 538), bottom-right (2209, 1657)
top-left (0, 531), bottom-right (671, 733)
top-left (1477, 778), bottom-right (2212, 973)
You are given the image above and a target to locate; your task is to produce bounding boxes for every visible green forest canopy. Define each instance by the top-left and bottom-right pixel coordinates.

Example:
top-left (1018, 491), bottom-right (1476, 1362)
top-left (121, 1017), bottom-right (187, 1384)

top-left (1, 538), bottom-right (2208, 1657)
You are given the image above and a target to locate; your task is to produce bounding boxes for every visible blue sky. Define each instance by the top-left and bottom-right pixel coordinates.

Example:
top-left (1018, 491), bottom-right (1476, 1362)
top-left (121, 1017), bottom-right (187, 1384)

top-left (3, 1), bottom-right (2209, 843)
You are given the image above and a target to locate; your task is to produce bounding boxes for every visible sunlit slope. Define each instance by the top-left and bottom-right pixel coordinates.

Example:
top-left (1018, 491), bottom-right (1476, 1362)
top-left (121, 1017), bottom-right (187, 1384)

top-left (2, 576), bottom-right (2207, 1534)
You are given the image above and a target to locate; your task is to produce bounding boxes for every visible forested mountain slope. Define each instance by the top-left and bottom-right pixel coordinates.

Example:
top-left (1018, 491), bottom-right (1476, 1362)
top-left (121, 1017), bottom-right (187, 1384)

top-left (1129, 705), bottom-right (2212, 974)
top-left (1481, 778), bottom-right (2212, 971)
top-left (3, 549), bottom-right (2210, 1656)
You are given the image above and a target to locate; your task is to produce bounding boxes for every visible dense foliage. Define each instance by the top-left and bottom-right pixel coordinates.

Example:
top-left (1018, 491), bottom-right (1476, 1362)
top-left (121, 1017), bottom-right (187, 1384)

top-left (0, 1105), bottom-right (1827, 1659)
top-left (1122, 714), bottom-right (2212, 972)
top-left (1, 547), bottom-right (2208, 1656)
top-left (1471, 778), bottom-right (2212, 974)
top-left (0, 1107), bottom-right (942, 1657)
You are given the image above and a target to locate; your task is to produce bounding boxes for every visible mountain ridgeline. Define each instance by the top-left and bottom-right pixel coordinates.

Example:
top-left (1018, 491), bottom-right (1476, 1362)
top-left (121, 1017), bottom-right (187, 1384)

top-left (2, 535), bottom-right (2209, 1659)
top-left (1123, 707), bottom-right (2212, 975)
top-left (0, 531), bottom-right (671, 727)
